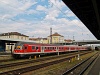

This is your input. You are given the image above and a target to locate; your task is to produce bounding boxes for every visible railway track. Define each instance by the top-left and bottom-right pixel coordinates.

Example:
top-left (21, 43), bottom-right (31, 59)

top-left (0, 51), bottom-right (91, 68)
top-left (62, 52), bottom-right (99, 75)
top-left (0, 59), bottom-right (14, 62)
top-left (0, 51), bottom-right (91, 63)
top-left (0, 51), bottom-right (92, 75)
top-left (0, 52), bottom-right (76, 63)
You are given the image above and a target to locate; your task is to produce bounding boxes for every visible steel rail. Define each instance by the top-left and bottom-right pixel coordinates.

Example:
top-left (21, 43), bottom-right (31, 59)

top-left (62, 52), bottom-right (98, 75)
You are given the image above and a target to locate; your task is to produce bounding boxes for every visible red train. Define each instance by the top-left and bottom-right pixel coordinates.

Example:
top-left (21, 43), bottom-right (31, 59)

top-left (12, 42), bottom-right (89, 58)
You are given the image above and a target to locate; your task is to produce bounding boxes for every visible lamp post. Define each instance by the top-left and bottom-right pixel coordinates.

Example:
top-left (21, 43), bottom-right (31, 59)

top-left (50, 27), bottom-right (52, 44)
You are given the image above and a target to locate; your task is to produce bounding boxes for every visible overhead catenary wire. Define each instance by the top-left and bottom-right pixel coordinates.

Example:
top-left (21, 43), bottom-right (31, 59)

top-left (49, 0), bottom-right (91, 40)
top-left (0, 0), bottom-right (91, 40)
top-left (0, 0), bottom-right (84, 31)
top-left (50, 0), bottom-right (86, 31)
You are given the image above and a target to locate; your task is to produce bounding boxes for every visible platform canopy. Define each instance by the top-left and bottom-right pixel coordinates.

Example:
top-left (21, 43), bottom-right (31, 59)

top-left (0, 37), bottom-right (36, 43)
top-left (62, 0), bottom-right (100, 40)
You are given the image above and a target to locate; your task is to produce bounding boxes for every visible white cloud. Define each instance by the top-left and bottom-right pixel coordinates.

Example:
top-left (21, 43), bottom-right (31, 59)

top-left (49, 0), bottom-right (65, 9)
top-left (45, 10), bottom-right (60, 19)
top-left (0, 0), bottom-right (37, 19)
top-left (18, 1), bottom-right (37, 11)
top-left (36, 5), bottom-right (47, 11)
top-left (0, 0), bottom-right (96, 40)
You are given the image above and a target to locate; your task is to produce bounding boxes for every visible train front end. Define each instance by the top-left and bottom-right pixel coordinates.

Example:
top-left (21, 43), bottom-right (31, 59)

top-left (12, 42), bottom-right (25, 58)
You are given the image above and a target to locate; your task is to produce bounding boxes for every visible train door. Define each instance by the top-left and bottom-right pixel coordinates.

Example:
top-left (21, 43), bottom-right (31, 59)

top-left (23, 45), bottom-right (28, 53)
top-left (56, 46), bottom-right (59, 56)
top-left (36, 46), bottom-right (39, 52)
top-left (41, 46), bottom-right (44, 53)
top-left (56, 46), bottom-right (58, 52)
top-left (69, 46), bottom-right (70, 51)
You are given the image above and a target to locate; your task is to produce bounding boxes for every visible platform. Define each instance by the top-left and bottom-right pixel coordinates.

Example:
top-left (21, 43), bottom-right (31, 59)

top-left (87, 54), bottom-right (100, 75)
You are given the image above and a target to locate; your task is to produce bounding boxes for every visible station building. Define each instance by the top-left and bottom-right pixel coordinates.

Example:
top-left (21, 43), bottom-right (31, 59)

top-left (0, 32), bottom-right (29, 52)
top-left (47, 32), bottom-right (64, 44)
top-left (29, 38), bottom-right (48, 43)
top-left (0, 32), bottom-right (73, 52)
top-left (0, 32), bottom-right (29, 40)
top-left (29, 32), bottom-right (73, 44)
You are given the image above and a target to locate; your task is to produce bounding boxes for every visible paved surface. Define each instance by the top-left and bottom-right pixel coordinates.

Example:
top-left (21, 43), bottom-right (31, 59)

top-left (87, 54), bottom-right (100, 75)
top-left (0, 52), bottom-right (11, 56)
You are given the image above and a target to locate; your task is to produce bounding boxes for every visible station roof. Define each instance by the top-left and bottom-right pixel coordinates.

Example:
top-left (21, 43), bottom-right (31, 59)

top-left (0, 37), bottom-right (100, 45)
top-left (0, 32), bottom-right (29, 37)
top-left (0, 37), bottom-right (35, 43)
top-left (62, 0), bottom-right (100, 40)
top-left (73, 40), bottom-right (100, 45)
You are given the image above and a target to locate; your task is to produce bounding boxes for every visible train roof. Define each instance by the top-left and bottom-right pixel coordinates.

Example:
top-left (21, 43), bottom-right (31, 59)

top-left (16, 42), bottom-right (87, 47)
top-left (16, 41), bottom-right (61, 46)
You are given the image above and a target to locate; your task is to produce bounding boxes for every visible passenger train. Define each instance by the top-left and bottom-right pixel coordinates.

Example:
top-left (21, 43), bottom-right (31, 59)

top-left (12, 42), bottom-right (89, 58)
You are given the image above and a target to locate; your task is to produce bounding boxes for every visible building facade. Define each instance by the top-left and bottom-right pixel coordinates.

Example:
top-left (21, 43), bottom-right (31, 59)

top-left (47, 32), bottom-right (64, 44)
top-left (29, 38), bottom-right (48, 44)
top-left (0, 32), bottom-right (29, 40)
top-left (0, 32), bottom-right (73, 52)
top-left (0, 32), bottom-right (29, 52)
top-left (29, 32), bottom-right (65, 44)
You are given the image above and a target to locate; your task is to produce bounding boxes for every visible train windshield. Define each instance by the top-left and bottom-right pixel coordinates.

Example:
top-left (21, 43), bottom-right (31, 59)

top-left (15, 42), bottom-right (23, 50)
top-left (15, 42), bottom-right (23, 46)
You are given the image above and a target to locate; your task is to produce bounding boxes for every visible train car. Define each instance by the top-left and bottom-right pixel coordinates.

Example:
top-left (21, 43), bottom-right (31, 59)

top-left (12, 42), bottom-right (88, 58)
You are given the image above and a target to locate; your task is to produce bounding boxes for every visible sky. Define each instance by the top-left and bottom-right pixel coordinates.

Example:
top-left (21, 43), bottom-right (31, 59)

top-left (0, 0), bottom-right (97, 41)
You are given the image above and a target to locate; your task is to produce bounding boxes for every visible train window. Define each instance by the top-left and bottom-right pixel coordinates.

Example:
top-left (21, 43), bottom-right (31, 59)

top-left (32, 46), bottom-right (35, 50)
top-left (52, 47), bottom-right (54, 49)
top-left (22, 46), bottom-right (27, 50)
top-left (45, 47), bottom-right (47, 50)
top-left (36, 47), bottom-right (38, 50)
top-left (67, 47), bottom-right (69, 50)
top-left (24, 46), bottom-right (27, 49)
top-left (46, 47), bottom-right (47, 50)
